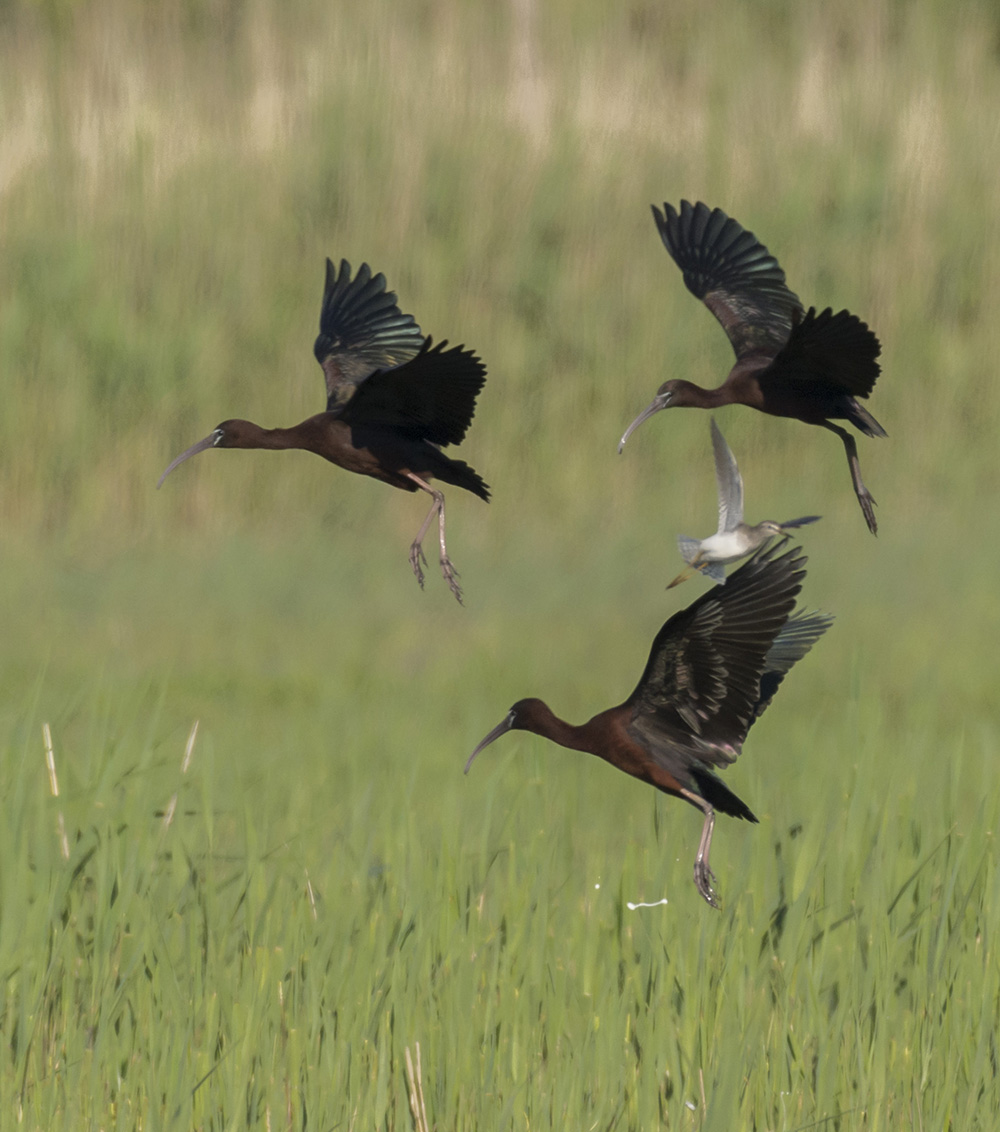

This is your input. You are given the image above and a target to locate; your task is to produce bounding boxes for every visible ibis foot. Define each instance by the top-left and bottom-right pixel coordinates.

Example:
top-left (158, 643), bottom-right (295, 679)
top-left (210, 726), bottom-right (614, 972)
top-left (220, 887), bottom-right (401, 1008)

top-left (409, 542), bottom-right (428, 589)
top-left (693, 859), bottom-right (720, 910)
top-left (440, 556), bottom-right (463, 605)
top-left (858, 490), bottom-right (878, 536)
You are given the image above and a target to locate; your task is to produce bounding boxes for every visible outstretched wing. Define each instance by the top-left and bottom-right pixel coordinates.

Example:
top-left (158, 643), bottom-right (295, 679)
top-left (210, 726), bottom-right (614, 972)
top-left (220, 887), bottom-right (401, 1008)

top-left (751, 607), bottom-right (833, 725)
top-left (314, 259), bottom-right (426, 410)
top-left (765, 306), bottom-right (882, 398)
top-left (710, 419), bottom-right (744, 534)
top-left (339, 338), bottom-right (487, 447)
top-left (653, 201), bottom-right (804, 361)
top-left (626, 540), bottom-right (805, 769)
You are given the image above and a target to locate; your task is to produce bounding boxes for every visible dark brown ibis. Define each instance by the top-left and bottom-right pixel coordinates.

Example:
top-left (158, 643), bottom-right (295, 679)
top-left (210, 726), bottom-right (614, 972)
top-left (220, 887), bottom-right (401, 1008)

top-left (466, 541), bottom-right (832, 907)
top-left (619, 201), bottom-right (885, 534)
top-left (159, 260), bottom-right (489, 602)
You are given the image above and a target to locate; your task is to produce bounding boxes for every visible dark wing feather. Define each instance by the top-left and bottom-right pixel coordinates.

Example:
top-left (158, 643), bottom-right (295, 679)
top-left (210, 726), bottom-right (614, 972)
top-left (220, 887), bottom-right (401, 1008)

top-left (689, 768), bottom-right (758, 822)
top-left (765, 306), bottom-right (882, 398)
top-left (752, 608), bottom-right (833, 724)
top-left (627, 541), bottom-right (805, 770)
top-left (313, 259), bottom-right (425, 410)
top-left (339, 338), bottom-right (487, 447)
top-left (653, 201), bottom-right (804, 360)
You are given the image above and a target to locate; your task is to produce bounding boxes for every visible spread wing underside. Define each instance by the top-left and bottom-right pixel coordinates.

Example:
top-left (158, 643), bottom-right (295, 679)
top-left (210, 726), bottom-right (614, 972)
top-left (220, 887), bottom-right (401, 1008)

top-left (765, 306), bottom-right (882, 398)
top-left (339, 338), bottom-right (487, 446)
top-left (751, 608), bottom-right (834, 724)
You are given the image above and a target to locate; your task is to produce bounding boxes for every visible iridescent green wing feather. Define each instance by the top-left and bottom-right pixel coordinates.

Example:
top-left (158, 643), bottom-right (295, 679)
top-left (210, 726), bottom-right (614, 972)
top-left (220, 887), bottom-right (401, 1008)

top-left (313, 259), bottom-right (426, 411)
top-left (627, 541), bottom-right (805, 769)
top-left (653, 201), bottom-right (804, 360)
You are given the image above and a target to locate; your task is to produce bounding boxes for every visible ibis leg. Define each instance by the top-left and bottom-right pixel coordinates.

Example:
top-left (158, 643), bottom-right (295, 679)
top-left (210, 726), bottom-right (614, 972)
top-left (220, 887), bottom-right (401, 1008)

top-left (406, 473), bottom-right (463, 604)
top-left (680, 788), bottom-right (719, 909)
top-left (821, 421), bottom-right (878, 535)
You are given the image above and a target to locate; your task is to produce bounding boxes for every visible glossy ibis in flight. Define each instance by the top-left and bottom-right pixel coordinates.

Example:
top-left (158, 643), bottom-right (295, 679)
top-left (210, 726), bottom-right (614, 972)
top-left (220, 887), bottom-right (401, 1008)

top-left (619, 201), bottom-right (885, 534)
top-left (159, 260), bottom-right (489, 602)
top-left (466, 541), bottom-right (831, 907)
top-left (667, 419), bottom-right (820, 588)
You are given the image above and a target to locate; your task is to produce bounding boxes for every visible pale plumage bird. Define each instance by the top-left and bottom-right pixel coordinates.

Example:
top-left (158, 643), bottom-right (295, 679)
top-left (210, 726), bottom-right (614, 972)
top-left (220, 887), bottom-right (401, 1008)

top-left (667, 419), bottom-right (820, 588)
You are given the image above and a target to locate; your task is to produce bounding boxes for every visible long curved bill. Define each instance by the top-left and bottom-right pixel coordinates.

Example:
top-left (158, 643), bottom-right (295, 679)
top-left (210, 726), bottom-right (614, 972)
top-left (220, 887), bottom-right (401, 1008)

top-left (618, 394), bottom-right (668, 453)
top-left (157, 433), bottom-right (217, 488)
top-left (464, 713), bottom-right (513, 774)
top-left (778, 515), bottom-right (822, 531)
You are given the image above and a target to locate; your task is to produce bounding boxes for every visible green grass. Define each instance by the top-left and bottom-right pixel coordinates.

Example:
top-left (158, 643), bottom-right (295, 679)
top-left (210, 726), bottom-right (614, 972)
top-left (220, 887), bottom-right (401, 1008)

top-left (0, 529), bottom-right (997, 1130)
top-left (1, 0), bottom-right (999, 1127)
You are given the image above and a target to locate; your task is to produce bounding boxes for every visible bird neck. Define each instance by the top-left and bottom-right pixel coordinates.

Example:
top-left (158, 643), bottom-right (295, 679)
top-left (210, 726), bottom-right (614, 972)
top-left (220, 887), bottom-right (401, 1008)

top-left (670, 380), bottom-right (733, 409)
top-left (522, 703), bottom-right (594, 753)
top-left (227, 422), bottom-right (304, 451)
top-left (743, 523), bottom-right (774, 545)
top-left (261, 426), bottom-right (308, 451)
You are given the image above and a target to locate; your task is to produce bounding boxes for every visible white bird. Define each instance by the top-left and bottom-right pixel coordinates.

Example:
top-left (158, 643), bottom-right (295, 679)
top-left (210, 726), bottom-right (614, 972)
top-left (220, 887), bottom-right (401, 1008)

top-left (668, 420), bottom-right (820, 588)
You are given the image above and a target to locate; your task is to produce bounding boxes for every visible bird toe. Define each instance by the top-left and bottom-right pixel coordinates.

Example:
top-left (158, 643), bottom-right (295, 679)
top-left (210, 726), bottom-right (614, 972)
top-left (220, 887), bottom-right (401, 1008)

top-left (693, 860), bottom-right (720, 909)
top-left (409, 543), bottom-right (428, 588)
top-left (860, 493), bottom-right (878, 535)
top-left (440, 556), bottom-right (464, 605)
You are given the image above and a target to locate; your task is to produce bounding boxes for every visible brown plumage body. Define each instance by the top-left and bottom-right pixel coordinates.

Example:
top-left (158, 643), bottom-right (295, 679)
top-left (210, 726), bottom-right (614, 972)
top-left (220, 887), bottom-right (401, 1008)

top-left (207, 416), bottom-right (481, 493)
top-left (619, 201), bottom-right (885, 534)
top-left (466, 542), bottom-right (832, 907)
top-left (158, 260), bottom-right (489, 602)
top-left (489, 698), bottom-right (699, 796)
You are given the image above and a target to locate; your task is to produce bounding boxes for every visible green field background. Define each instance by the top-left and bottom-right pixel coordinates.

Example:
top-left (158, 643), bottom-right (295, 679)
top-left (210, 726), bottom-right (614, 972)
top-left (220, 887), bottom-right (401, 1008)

top-left (1, 0), bottom-right (998, 1127)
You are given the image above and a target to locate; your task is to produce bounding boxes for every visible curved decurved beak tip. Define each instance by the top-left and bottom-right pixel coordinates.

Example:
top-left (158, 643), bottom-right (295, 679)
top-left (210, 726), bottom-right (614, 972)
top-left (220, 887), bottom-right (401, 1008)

top-left (157, 434), bottom-right (216, 489)
top-left (618, 396), bottom-right (666, 453)
top-left (464, 716), bottom-right (512, 774)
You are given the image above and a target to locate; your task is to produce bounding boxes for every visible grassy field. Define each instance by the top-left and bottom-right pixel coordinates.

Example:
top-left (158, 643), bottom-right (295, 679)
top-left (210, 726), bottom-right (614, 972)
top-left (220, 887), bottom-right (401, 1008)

top-left (1, 0), bottom-right (999, 1128)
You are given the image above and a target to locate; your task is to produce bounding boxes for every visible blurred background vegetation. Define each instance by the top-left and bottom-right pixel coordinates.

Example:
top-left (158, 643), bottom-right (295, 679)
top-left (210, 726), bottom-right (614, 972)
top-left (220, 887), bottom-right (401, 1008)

top-left (0, 0), bottom-right (999, 1127)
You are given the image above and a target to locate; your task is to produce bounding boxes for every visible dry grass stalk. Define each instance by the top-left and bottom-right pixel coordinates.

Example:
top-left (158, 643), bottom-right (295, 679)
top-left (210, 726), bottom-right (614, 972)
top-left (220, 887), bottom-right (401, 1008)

top-left (42, 723), bottom-right (70, 860)
top-left (404, 1043), bottom-right (429, 1132)
top-left (305, 870), bottom-right (318, 920)
top-left (164, 719), bottom-right (199, 831)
